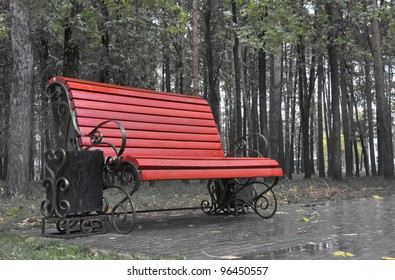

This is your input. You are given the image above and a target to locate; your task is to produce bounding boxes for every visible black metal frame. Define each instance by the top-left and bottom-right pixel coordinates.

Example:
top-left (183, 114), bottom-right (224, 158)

top-left (43, 81), bottom-right (280, 237)
top-left (43, 82), bottom-right (139, 236)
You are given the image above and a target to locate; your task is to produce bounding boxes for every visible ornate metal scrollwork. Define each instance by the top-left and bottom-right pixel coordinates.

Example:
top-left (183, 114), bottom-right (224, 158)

top-left (227, 133), bottom-right (269, 158)
top-left (102, 161), bottom-right (140, 234)
top-left (46, 82), bottom-right (81, 151)
top-left (41, 148), bottom-right (107, 237)
top-left (41, 149), bottom-right (71, 218)
top-left (201, 177), bottom-right (278, 219)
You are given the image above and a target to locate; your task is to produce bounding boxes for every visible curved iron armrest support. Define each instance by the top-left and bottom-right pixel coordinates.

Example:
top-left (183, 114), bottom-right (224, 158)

top-left (83, 120), bottom-right (127, 169)
top-left (226, 133), bottom-right (269, 158)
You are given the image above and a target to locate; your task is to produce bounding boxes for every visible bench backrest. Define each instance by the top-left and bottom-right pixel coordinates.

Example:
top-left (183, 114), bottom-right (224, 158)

top-left (49, 77), bottom-right (225, 158)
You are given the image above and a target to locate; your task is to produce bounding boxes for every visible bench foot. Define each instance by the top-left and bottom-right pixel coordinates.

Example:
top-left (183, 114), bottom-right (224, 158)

top-left (201, 178), bottom-right (278, 219)
top-left (41, 214), bottom-right (107, 239)
top-left (103, 161), bottom-right (140, 234)
top-left (103, 185), bottom-right (136, 234)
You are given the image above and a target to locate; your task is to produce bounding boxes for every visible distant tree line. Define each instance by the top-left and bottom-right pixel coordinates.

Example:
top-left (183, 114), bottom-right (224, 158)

top-left (0, 0), bottom-right (394, 196)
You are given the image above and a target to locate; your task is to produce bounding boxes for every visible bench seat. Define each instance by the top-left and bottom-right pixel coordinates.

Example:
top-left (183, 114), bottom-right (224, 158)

top-left (124, 156), bottom-right (283, 181)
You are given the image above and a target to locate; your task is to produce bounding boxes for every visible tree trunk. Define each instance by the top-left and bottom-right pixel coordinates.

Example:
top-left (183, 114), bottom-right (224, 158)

top-left (192, 0), bottom-right (199, 96)
top-left (340, 55), bottom-right (353, 176)
top-left (297, 40), bottom-right (312, 178)
top-left (288, 69), bottom-right (298, 178)
top-left (364, 59), bottom-right (376, 175)
top-left (269, 52), bottom-right (283, 163)
top-left (63, 0), bottom-right (82, 78)
top-left (317, 56), bottom-right (325, 177)
top-left (284, 45), bottom-right (293, 177)
top-left (368, 0), bottom-right (394, 179)
top-left (5, 0), bottom-right (34, 197)
top-left (99, 0), bottom-right (110, 83)
top-left (231, 0), bottom-right (242, 140)
top-left (258, 48), bottom-right (268, 137)
top-left (205, 0), bottom-right (219, 125)
top-left (326, 3), bottom-right (342, 180)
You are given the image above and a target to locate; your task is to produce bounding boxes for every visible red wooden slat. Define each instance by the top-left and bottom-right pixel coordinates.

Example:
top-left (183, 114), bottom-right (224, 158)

top-left (71, 99), bottom-right (214, 120)
top-left (138, 168), bottom-right (284, 181)
top-left (69, 90), bottom-right (212, 113)
top-left (74, 108), bottom-right (217, 127)
top-left (77, 118), bottom-right (219, 135)
top-left (127, 157), bottom-right (279, 169)
top-left (79, 137), bottom-right (223, 150)
top-left (53, 76), bottom-right (205, 102)
top-left (79, 127), bottom-right (221, 142)
top-left (63, 81), bottom-right (208, 105)
top-left (87, 147), bottom-right (225, 158)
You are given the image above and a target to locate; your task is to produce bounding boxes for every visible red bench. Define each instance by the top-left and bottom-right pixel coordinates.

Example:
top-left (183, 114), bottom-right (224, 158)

top-left (45, 76), bottom-right (283, 234)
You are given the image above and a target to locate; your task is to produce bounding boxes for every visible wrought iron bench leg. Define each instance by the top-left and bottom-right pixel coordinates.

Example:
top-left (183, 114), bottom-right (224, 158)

top-left (201, 177), bottom-right (278, 219)
top-left (103, 161), bottom-right (140, 234)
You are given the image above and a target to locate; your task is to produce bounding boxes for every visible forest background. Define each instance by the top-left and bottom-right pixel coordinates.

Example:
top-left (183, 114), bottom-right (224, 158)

top-left (0, 0), bottom-right (395, 197)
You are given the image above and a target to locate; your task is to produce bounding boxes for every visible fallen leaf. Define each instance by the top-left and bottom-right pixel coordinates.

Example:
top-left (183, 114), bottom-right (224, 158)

top-left (276, 211), bottom-right (289, 215)
top-left (333, 251), bottom-right (354, 257)
top-left (108, 237), bottom-right (117, 240)
top-left (6, 207), bottom-right (21, 216)
top-left (296, 209), bottom-right (305, 213)
top-left (202, 251), bottom-right (241, 259)
top-left (219, 255), bottom-right (242, 260)
top-left (382, 256), bottom-right (395, 260)
top-left (24, 237), bottom-right (37, 243)
top-left (297, 217), bottom-right (310, 222)
top-left (342, 233), bottom-right (358, 237)
top-left (372, 195), bottom-right (384, 200)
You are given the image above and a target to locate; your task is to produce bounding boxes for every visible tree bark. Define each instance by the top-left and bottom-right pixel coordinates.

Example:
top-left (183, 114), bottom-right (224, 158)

top-left (317, 56), bottom-right (325, 177)
top-left (269, 52), bottom-right (283, 163)
top-left (340, 55), bottom-right (353, 176)
top-left (364, 59), bottom-right (376, 175)
top-left (63, 0), bottom-right (82, 78)
top-left (99, 0), bottom-right (110, 83)
top-left (326, 2), bottom-right (342, 180)
top-left (6, 0), bottom-right (34, 197)
top-left (231, 0), bottom-right (242, 140)
top-left (297, 40), bottom-right (312, 178)
top-left (192, 0), bottom-right (199, 96)
top-left (368, 0), bottom-right (394, 179)
top-left (205, 0), bottom-right (219, 125)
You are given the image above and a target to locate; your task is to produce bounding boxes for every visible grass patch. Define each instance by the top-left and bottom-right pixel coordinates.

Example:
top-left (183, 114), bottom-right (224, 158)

top-left (0, 234), bottom-right (135, 260)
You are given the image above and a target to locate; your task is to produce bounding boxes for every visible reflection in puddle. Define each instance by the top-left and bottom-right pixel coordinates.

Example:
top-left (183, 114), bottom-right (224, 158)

top-left (250, 241), bottom-right (337, 260)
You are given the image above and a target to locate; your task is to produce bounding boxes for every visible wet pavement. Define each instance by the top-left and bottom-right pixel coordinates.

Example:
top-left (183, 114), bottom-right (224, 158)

top-left (46, 194), bottom-right (395, 260)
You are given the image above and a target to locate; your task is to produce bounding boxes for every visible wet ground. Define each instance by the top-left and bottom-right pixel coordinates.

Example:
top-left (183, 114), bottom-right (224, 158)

top-left (57, 193), bottom-right (395, 260)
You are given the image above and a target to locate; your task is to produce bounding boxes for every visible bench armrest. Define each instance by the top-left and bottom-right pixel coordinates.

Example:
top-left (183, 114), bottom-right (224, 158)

top-left (227, 133), bottom-right (269, 158)
top-left (83, 120), bottom-right (127, 161)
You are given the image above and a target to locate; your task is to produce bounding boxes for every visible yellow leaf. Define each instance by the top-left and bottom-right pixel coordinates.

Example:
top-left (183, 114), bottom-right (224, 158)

top-left (296, 209), bottom-right (305, 213)
top-left (219, 256), bottom-right (241, 260)
top-left (333, 251), bottom-right (354, 257)
top-left (6, 207), bottom-right (20, 216)
top-left (297, 217), bottom-right (310, 222)
top-left (202, 251), bottom-right (241, 259)
top-left (372, 195), bottom-right (384, 200)
top-left (382, 256), bottom-right (395, 260)
top-left (24, 237), bottom-right (37, 243)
